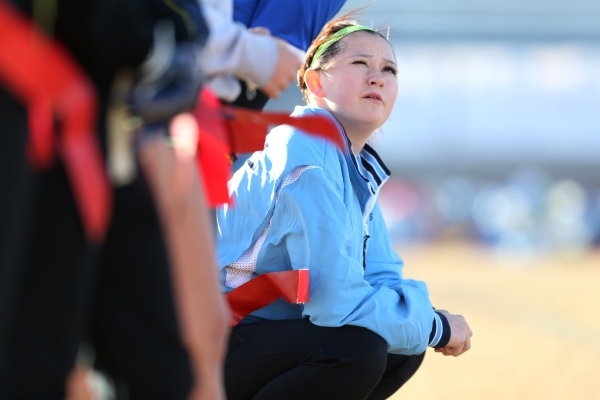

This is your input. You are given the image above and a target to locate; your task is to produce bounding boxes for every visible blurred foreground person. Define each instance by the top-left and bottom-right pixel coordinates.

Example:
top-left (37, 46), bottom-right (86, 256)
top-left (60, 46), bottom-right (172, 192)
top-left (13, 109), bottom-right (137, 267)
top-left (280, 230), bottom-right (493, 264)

top-left (216, 13), bottom-right (473, 400)
top-left (229, 0), bottom-right (347, 110)
top-left (0, 1), bottom-right (231, 398)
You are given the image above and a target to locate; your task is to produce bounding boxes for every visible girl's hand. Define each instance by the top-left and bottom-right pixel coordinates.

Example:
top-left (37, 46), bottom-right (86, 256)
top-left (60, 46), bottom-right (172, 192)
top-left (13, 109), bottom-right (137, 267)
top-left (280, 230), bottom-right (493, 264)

top-left (434, 310), bottom-right (473, 357)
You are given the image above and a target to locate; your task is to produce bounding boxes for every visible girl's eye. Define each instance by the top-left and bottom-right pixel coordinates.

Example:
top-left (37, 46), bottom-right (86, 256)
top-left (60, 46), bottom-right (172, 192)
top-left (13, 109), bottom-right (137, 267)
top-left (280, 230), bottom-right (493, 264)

top-left (353, 60), bottom-right (367, 66)
top-left (384, 66), bottom-right (398, 75)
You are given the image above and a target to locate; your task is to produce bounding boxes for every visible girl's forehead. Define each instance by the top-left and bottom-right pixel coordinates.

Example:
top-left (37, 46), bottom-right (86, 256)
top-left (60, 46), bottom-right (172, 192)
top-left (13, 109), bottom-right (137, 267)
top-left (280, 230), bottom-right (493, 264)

top-left (338, 32), bottom-right (394, 57)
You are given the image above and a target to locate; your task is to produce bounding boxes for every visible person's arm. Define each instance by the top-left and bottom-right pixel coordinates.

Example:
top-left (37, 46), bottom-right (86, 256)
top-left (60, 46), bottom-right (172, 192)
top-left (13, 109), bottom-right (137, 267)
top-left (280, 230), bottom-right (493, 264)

top-left (197, 0), bottom-right (303, 99)
top-left (434, 310), bottom-right (473, 357)
top-left (365, 204), bottom-right (472, 356)
top-left (271, 166), bottom-right (436, 355)
top-left (363, 204), bottom-right (450, 349)
top-left (139, 134), bottom-right (229, 400)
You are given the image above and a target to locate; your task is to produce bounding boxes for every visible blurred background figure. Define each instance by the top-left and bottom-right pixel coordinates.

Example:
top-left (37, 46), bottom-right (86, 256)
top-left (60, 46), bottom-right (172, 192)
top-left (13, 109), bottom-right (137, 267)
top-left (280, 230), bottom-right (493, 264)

top-left (264, 0), bottom-right (600, 398)
top-left (226, 0), bottom-right (348, 173)
top-left (198, 0), bottom-right (307, 105)
top-left (227, 0), bottom-right (346, 110)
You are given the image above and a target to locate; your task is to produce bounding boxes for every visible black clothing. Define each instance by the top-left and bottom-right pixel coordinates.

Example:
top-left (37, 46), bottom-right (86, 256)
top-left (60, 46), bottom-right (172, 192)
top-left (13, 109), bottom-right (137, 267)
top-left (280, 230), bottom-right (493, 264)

top-left (0, 98), bottom-right (194, 399)
top-left (225, 80), bottom-right (271, 111)
top-left (225, 318), bottom-right (425, 400)
top-left (0, 1), bottom-right (208, 398)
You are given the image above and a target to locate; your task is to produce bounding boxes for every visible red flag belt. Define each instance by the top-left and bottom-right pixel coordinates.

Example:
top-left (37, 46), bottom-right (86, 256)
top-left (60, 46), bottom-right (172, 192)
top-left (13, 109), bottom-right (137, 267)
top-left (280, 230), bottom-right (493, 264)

top-left (225, 270), bottom-right (309, 326)
top-left (193, 89), bottom-right (344, 207)
top-left (0, 1), bottom-right (111, 243)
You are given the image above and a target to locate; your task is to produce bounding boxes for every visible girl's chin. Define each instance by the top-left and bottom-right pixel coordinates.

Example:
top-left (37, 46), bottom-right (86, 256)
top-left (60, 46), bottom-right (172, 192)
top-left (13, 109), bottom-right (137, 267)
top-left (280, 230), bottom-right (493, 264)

top-left (357, 116), bottom-right (387, 129)
top-left (334, 112), bottom-right (387, 132)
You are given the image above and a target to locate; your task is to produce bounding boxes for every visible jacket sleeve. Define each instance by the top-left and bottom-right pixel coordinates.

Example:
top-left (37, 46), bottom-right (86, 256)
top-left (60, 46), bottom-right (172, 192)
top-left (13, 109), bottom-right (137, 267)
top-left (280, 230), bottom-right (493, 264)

top-left (364, 204), bottom-right (451, 349)
top-left (363, 204), bottom-right (434, 294)
top-left (197, 0), bottom-right (278, 86)
top-left (271, 167), bottom-right (437, 355)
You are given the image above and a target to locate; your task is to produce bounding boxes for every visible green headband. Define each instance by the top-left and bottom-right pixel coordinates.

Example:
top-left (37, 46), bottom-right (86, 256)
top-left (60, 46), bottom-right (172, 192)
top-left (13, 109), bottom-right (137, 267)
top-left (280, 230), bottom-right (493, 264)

top-left (310, 25), bottom-right (374, 68)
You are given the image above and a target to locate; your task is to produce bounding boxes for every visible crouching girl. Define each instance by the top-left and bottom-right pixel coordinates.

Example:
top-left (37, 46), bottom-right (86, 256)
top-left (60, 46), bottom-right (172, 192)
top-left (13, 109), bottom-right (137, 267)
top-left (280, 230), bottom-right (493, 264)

top-left (216, 13), bottom-right (473, 400)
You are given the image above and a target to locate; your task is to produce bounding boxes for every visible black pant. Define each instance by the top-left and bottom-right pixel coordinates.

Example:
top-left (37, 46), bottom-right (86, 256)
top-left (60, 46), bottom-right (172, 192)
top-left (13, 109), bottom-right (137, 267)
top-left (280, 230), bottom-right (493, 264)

top-left (0, 88), bottom-right (192, 399)
top-left (225, 319), bottom-right (425, 400)
top-left (88, 174), bottom-right (194, 400)
top-left (0, 87), bottom-right (36, 394)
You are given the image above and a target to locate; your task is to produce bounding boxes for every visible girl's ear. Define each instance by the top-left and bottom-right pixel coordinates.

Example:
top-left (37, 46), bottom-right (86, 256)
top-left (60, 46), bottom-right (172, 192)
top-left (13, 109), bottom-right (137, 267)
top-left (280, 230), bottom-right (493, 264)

top-left (304, 68), bottom-right (325, 98)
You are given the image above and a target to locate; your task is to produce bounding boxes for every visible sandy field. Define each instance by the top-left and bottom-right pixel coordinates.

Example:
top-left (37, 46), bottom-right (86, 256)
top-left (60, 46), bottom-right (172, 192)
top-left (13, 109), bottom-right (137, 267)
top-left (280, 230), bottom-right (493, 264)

top-left (391, 242), bottom-right (600, 400)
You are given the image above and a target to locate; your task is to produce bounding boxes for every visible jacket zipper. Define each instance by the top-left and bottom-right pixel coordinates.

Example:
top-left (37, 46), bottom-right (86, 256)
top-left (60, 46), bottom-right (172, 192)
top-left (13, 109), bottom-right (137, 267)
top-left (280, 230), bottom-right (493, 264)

top-left (362, 183), bottom-right (377, 270)
top-left (362, 234), bottom-right (370, 270)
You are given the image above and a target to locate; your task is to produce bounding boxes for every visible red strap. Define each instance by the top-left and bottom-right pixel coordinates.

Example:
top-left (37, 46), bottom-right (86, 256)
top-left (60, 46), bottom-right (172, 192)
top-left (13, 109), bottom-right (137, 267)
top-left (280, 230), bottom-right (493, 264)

top-left (0, 1), bottom-right (111, 243)
top-left (194, 88), bottom-right (232, 206)
top-left (196, 131), bottom-right (231, 206)
top-left (225, 270), bottom-right (309, 326)
top-left (224, 107), bottom-right (345, 153)
top-left (193, 88), bottom-right (344, 207)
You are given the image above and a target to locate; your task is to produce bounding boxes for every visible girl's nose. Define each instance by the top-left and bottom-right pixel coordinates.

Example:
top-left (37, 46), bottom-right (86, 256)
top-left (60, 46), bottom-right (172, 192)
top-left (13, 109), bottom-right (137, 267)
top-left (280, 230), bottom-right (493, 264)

top-left (369, 72), bottom-right (384, 87)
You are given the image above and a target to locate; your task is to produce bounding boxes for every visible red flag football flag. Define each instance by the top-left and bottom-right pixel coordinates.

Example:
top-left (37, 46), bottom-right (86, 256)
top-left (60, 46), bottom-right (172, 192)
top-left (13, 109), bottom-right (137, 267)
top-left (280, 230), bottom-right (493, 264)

top-left (193, 88), bottom-right (344, 207)
top-left (0, 1), bottom-right (111, 243)
top-left (225, 269), bottom-right (309, 326)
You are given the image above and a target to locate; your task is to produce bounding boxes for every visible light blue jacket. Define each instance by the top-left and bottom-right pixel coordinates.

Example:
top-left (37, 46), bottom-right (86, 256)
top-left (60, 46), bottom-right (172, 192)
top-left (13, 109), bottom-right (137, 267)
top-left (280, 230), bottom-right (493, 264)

top-left (217, 106), bottom-right (446, 355)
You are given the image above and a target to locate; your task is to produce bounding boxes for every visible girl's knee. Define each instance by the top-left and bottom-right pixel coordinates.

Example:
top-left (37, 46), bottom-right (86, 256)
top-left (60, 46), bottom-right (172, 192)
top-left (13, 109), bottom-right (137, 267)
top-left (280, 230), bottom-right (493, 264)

top-left (343, 326), bottom-right (389, 378)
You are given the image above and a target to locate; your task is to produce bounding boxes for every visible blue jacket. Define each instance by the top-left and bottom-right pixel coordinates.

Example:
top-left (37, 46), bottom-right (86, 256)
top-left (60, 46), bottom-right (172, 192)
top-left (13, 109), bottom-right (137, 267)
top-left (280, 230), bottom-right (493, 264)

top-left (217, 106), bottom-right (448, 355)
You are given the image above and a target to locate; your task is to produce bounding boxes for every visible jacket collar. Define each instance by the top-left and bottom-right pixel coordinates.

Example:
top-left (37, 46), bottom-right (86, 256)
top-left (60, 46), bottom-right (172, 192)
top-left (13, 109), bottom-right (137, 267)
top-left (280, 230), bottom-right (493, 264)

top-left (292, 106), bottom-right (391, 208)
top-left (343, 134), bottom-right (391, 195)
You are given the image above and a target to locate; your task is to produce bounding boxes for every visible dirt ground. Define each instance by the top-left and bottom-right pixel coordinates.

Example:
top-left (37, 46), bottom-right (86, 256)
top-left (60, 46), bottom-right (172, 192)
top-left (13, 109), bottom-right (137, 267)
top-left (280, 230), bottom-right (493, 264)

top-left (390, 242), bottom-right (600, 400)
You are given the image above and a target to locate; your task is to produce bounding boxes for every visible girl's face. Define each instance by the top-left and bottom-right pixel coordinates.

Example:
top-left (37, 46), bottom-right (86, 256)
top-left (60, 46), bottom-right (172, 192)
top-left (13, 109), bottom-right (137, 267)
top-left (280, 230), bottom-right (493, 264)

top-left (315, 31), bottom-right (398, 137)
